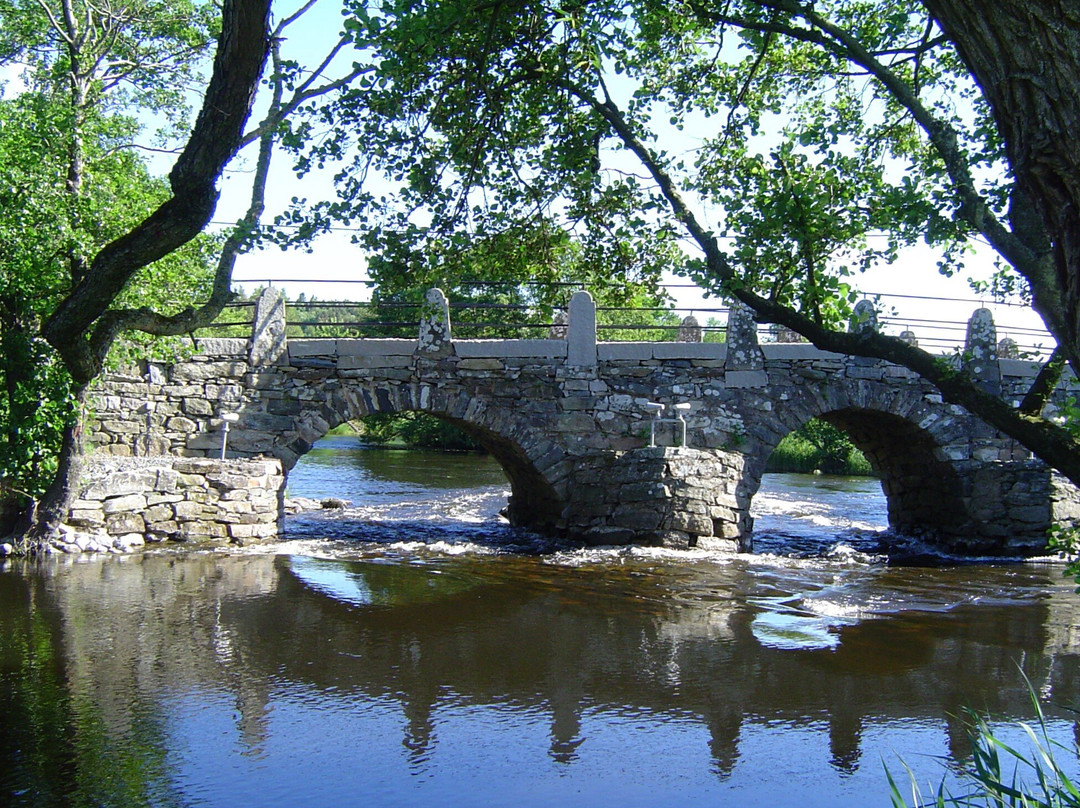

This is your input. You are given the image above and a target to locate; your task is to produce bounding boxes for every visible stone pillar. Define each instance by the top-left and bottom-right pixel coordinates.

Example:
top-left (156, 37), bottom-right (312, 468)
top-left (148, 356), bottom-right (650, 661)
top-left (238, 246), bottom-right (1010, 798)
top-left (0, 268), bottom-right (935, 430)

top-left (724, 301), bottom-right (764, 369)
top-left (997, 337), bottom-right (1019, 359)
top-left (899, 329), bottom-right (918, 347)
top-left (418, 288), bottom-right (452, 355)
top-left (564, 447), bottom-right (749, 551)
top-left (849, 299), bottom-right (879, 335)
top-left (567, 290), bottom-right (597, 367)
top-left (964, 307), bottom-right (1001, 394)
top-left (249, 287), bottom-right (287, 367)
top-left (772, 325), bottom-right (805, 343)
top-left (678, 315), bottom-right (703, 343)
top-left (724, 300), bottom-right (766, 387)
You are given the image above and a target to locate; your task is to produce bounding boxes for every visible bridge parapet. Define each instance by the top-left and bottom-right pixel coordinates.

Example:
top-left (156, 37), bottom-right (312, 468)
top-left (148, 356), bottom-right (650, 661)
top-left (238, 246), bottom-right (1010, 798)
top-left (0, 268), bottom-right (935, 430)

top-left (84, 288), bottom-right (1080, 555)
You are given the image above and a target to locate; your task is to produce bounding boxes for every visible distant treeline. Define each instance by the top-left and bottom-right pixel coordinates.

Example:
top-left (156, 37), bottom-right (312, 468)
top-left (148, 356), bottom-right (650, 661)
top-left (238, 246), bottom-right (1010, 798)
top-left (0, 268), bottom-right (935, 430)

top-left (333, 414), bottom-right (874, 476)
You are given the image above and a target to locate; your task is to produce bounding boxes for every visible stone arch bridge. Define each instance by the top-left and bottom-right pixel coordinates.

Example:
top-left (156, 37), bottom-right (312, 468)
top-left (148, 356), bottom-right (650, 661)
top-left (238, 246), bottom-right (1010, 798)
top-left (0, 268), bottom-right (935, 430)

top-left (89, 288), bottom-right (1080, 555)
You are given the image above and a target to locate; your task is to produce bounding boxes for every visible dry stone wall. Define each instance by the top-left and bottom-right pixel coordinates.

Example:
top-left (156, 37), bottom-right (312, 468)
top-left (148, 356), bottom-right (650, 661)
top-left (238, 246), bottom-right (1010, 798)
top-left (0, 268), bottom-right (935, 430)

top-left (56, 457), bottom-right (283, 554)
top-left (83, 288), bottom-right (1080, 556)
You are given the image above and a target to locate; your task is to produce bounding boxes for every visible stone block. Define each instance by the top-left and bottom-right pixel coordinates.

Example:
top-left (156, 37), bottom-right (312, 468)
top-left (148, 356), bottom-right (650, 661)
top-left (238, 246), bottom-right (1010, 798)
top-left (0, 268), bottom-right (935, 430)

top-left (182, 398), bottom-right (215, 417)
top-left (166, 416), bottom-right (198, 433)
top-left (173, 501), bottom-right (210, 521)
top-left (103, 494), bottom-right (148, 515)
top-left (668, 512), bottom-right (714, 535)
top-left (288, 340), bottom-right (338, 359)
top-left (695, 536), bottom-right (739, 552)
top-left (146, 520), bottom-right (179, 538)
top-left (581, 526), bottom-right (637, 546)
top-left (335, 338), bottom-right (416, 356)
top-left (170, 361), bottom-right (248, 382)
top-left (597, 343), bottom-right (653, 361)
top-left (455, 340), bottom-right (566, 358)
top-left (105, 512), bottom-right (145, 535)
top-left (457, 358), bottom-right (505, 371)
top-left (163, 384), bottom-right (205, 398)
top-left (82, 471), bottom-right (158, 500)
top-left (1008, 504), bottom-right (1050, 525)
top-left (725, 370), bottom-right (768, 388)
top-left (100, 420), bottom-right (143, 434)
top-left (338, 354), bottom-right (414, 370)
top-left (612, 503), bottom-right (664, 530)
top-left (652, 342), bottom-right (726, 360)
top-left (172, 458), bottom-right (220, 474)
top-left (143, 504), bottom-right (174, 523)
top-left (112, 534), bottom-right (146, 552)
top-left (68, 510), bottom-right (105, 528)
top-left (193, 338), bottom-right (248, 357)
top-left (846, 365), bottom-right (885, 380)
top-left (228, 522), bottom-right (278, 541)
top-left (620, 481), bottom-right (670, 502)
top-left (655, 530), bottom-right (693, 549)
top-left (178, 521), bottom-right (228, 541)
top-left (885, 365), bottom-right (917, 379)
top-left (762, 343), bottom-right (843, 361)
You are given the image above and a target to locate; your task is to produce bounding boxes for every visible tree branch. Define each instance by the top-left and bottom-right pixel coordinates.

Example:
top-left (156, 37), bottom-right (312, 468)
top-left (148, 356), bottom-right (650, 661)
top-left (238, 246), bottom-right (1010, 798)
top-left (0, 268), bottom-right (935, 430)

top-left (41, 0), bottom-right (272, 383)
top-left (549, 66), bottom-right (1080, 486)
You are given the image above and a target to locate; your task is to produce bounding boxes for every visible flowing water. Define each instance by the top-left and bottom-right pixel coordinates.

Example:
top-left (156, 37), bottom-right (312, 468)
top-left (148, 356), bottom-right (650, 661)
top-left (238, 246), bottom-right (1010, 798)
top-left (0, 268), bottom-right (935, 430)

top-left (2, 435), bottom-right (1079, 807)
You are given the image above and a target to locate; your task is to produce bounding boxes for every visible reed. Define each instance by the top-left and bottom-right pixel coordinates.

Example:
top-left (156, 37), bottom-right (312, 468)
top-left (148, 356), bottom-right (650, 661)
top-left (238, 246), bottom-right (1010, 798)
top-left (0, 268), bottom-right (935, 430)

top-left (887, 679), bottom-right (1080, 808)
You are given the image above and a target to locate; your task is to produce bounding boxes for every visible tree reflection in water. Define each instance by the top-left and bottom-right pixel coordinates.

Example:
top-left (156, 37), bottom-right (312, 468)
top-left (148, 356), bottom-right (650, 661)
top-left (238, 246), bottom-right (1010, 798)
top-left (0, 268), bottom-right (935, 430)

top-left (1, 550), bottom-right (1079, 807)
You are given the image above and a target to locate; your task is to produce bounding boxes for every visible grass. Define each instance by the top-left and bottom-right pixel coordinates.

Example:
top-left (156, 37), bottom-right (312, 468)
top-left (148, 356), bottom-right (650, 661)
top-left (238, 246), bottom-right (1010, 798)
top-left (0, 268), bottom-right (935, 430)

top-left (887, 676), bottom-right (1080, 807)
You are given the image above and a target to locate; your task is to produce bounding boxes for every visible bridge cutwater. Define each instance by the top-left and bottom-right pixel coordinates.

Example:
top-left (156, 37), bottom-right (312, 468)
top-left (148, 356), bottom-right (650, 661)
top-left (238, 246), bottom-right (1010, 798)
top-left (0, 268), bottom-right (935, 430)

top-left (85, 288), bottom-right (1080, 555)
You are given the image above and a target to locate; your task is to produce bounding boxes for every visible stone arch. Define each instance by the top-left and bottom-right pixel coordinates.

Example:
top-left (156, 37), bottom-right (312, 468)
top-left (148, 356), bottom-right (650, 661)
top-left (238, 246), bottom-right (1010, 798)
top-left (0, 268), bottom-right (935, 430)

top-left (816, 407), bottom-right (968, 535)
top-left (741, 380), bottom-right (977, 542)
top-left (270, 380), bottom-right (569, 535)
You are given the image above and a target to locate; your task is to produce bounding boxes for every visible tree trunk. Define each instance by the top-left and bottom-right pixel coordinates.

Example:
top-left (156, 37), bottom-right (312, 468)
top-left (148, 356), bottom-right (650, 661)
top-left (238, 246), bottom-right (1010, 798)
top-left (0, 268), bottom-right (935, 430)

top-left (14, 386), bottom-right (86, 553)
top-left (9, 0), bottom-right (271, 552)
top-left (924, 0), bottom-right (1080, 375)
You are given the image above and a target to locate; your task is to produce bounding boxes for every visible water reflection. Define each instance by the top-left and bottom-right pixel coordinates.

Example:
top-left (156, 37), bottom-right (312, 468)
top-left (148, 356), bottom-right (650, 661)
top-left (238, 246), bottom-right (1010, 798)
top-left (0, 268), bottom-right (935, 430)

top-left (3, 440), bottom-right (1079, 807)
top-left (3, 548), bottom-right (1079, 807)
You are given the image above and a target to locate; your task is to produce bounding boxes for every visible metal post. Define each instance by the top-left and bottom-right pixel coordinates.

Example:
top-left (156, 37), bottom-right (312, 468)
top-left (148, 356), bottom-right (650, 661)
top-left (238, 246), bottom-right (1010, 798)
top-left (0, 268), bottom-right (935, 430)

top-left (644, 402), bottom-right (664, 447)
top-left (220, 412), bottom-right (239, 460)
top-left (674, 402), bottom-right (691, 448)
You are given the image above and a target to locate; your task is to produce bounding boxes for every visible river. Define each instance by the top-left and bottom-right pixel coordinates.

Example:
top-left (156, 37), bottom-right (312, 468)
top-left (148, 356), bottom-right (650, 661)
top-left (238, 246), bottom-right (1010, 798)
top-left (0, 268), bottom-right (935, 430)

top-left (2, 435), bottom-right (1078, 807)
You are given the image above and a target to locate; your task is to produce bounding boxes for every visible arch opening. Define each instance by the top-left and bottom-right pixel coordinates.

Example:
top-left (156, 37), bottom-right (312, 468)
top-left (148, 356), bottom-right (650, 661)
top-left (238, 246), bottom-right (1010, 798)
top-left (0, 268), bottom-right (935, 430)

top-left (747, 407), bottom-right (971, 548)
top-left (280, 393), bottom-right (566, 536)
top-left (815, 407), bottom-right (968, 537)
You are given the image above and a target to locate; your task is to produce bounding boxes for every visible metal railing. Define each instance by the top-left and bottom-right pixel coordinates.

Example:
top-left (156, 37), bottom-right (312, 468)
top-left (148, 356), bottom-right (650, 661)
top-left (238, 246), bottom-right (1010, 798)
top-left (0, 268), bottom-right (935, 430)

top-left (199, 282), bottom-right (1056, 358)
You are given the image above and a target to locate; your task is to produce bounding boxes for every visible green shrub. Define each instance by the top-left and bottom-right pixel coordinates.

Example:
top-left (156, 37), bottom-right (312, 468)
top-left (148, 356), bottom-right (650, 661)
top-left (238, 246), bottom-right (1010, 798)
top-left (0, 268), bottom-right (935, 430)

top-left (359, 412), bottom-right (480, 451)
top-left (887, 679), bottom-right (1080, 807)
top-left (767, 419), bottom-right (873, 476)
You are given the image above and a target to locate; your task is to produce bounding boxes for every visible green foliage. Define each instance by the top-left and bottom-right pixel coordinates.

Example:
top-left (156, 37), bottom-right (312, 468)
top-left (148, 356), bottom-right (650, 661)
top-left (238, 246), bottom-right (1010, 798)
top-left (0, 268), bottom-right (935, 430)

top-left (887, 678), bottom-right (1080, 807)
top-left (0, 1), bottom-right (221, 500)
top-left (359, 222), bottom-right (680, 340)
top-left (1047, 524), bottom-right (1080, 592)
top-left (359, 412), bottom-right (481, 452)
top-left (298, 0), bottom-right (1008, 333)
top-left (768, 418), bottom-right (873, 476)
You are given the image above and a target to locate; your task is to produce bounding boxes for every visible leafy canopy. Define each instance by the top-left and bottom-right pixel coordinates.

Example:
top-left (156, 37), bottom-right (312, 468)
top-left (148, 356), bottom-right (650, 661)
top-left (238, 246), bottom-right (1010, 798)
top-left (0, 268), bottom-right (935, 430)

top-left (302, 0), bottom-right (1007, 332)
